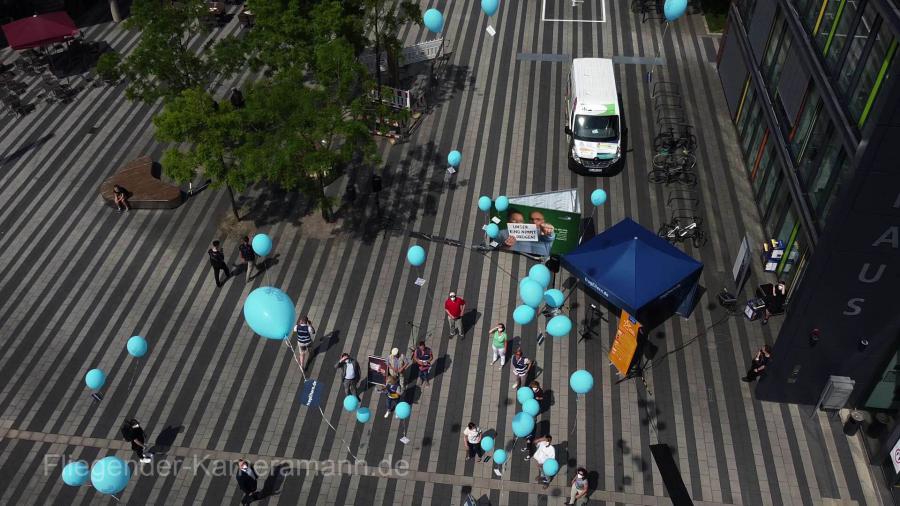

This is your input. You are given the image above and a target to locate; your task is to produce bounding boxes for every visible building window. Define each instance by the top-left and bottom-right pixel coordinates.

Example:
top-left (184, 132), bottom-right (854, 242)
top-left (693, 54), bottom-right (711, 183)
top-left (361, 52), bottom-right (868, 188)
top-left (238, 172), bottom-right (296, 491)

top-left (836, 4), bottom-right (878, 95)
top-left (752, 140), bottom-right (775, 192)
top-left (797, 112), bottom-right (833, 185)
top-left (806, 142), bottom-right (847, 221)
top-left (743, 115), bottom-right (766, 171)
top-left (818, 154), bottom-right (852, 223)
top-left (850, 23), bottom-right (898, 127)
top-left (789, 87), bottom-right (822, 160)
top-left (814, 0), bottom-right (844, 52)
top-left (736, 84), bottom-right (757, 134)
top-left (760, 164), bottom-right (785, 220)
top-left (822, 0), bottom-right (860, 70)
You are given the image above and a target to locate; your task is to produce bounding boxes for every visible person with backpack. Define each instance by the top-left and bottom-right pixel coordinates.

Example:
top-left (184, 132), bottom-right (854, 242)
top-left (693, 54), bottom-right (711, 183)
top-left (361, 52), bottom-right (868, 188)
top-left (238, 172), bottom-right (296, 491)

top-left (293, 316), bottom-right (316, 371)
top-left (121, 418), bottom-right (152, 463)
top-left (207, 240), bottom-right (231, 287)
top-left (335, 353), bottom-right (359, 397)
top-left (238, 236), bottom-right (257, 281)
top-left (381, 376), bottom-right (402, 418)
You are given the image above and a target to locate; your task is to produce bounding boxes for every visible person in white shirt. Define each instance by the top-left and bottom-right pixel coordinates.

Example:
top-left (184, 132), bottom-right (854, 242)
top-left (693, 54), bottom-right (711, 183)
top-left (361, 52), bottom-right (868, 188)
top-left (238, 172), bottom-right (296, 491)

top-left (532, 435), bottom-right (555, 488)
top-left (461, 422), bottom-right (484, 462)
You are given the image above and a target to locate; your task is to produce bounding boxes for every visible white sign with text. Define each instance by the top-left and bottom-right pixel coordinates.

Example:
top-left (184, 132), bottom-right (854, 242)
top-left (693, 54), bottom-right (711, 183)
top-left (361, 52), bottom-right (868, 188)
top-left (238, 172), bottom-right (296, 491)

top-left (507, 223), bottom-right (538, 242)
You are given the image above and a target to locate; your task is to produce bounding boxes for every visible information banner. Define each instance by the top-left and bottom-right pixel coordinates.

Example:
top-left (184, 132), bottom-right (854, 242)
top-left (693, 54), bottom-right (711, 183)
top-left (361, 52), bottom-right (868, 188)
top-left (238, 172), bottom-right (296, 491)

top-left (609, 310), bottom-right (641, 376)
top-left (368, 356), bottom-right (388, 387)
top-left (492, 203), bottom-right (581, 256)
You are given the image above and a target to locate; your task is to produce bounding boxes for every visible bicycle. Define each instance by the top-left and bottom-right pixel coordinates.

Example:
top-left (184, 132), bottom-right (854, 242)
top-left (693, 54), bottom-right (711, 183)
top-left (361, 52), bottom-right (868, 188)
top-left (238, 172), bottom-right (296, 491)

top-left (652, 150), bottom-right (696, 170)
top-left (647, 160), bottom-right (697, 186)
top-left (653, 126), bottom-right (697, 153)
top-left (657, 217), bottom-right (708, 248)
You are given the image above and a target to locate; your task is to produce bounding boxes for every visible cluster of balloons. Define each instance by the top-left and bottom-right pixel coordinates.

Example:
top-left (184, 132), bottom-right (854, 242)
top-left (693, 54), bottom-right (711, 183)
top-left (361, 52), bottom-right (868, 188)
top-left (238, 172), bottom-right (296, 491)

top-left (243, 287), bottom-right (296, 340)
top-left (477, 195), bottom-right (511, 214)
top-left (62, 456), bottom-right (131, 496)
top-left (511, 265), bottom-right (572, 337)
top-left (84, 335), bottom-right (151, 391)
top-left (344, 394), bottom-right (411, 422)
top-left (512, 411), bottom-right (535, 438)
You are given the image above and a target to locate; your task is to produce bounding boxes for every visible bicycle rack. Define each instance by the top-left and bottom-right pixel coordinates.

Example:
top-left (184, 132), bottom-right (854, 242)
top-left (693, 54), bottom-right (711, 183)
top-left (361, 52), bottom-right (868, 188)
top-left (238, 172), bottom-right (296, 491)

top-left (653, 95), bottom-right (683, 110)
top-left (666, 188), bottom-right (699, 208)
top-left (651, 81), bottom-right (680, 99)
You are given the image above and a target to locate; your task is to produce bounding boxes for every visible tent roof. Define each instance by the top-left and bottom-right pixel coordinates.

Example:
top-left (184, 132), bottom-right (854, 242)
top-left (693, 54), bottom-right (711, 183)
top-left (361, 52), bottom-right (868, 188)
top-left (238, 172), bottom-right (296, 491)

top-left (2, 12), bottom-right (79, 51)
top-left (562, 218), bottom-right (702, 313)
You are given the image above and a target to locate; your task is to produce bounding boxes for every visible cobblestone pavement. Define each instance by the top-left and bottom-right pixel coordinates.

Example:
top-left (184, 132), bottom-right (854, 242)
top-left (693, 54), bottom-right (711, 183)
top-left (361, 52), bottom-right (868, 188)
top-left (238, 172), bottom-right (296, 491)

top-left (0, 1), bottom-right (891, 505)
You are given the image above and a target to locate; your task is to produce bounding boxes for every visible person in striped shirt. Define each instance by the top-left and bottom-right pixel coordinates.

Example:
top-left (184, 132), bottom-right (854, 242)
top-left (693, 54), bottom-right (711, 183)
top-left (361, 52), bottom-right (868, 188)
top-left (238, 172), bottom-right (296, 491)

top-left (294, 316), bottom-right (315, 371)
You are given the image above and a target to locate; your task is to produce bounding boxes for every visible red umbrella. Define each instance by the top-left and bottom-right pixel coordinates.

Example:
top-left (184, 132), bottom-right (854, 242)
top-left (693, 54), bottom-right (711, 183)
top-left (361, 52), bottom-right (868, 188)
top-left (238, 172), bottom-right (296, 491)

top-left (2, 12), bottom-right (80, 51)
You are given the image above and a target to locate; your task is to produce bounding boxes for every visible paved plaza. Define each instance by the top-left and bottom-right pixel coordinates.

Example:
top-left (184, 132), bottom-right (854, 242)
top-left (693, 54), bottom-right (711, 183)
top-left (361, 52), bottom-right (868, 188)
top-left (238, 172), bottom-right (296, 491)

top-left (0, 1), bottom-right (893, 505)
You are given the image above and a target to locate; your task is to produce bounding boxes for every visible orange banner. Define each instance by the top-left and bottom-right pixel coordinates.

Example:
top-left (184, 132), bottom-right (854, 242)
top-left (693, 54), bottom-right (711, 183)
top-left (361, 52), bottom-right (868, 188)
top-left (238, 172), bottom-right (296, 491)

top-left (609, 310), bottom-right (641, 376)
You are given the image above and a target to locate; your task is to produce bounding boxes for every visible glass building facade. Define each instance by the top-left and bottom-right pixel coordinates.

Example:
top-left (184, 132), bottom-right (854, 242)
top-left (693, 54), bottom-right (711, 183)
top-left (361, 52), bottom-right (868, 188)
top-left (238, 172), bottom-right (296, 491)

top-left (717, 0), bottom-right (900, 495)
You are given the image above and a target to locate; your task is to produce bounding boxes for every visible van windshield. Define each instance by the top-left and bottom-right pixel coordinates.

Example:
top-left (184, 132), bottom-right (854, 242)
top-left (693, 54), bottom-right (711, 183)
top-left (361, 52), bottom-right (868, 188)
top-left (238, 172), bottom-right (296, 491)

top-left (574, 115), bottom-right (619, 142)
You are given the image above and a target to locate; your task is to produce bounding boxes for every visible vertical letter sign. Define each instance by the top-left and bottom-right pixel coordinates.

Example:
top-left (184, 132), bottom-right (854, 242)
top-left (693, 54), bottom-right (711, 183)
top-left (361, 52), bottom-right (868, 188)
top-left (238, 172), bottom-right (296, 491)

top-left (609, 310), bottom-right (641, 377)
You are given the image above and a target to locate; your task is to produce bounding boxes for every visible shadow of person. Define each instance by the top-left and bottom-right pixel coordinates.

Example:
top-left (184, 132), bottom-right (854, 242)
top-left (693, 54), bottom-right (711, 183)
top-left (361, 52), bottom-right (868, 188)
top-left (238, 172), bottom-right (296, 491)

top-left (258, 463), bottom-right (288, 500)
top-left (149, 425), bottom-right (184, 456)
top-left (460, 310), bottom-right (481, 339)
top-left (432, 354), bottom-right (452, 379)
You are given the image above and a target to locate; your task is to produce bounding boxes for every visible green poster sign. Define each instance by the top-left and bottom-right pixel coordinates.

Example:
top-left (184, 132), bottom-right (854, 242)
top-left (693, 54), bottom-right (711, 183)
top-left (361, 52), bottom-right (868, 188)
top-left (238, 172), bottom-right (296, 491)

top-left (491, 203), bottom-right (582, 257)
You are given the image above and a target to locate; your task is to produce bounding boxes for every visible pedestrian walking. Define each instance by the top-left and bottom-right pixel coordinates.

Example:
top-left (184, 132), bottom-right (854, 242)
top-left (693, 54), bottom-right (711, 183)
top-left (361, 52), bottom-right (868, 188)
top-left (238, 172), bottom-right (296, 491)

top-left (235, 458), bottom-right (260, 503)
top-left (335, 353), bottom-right (359, 396)
top-left (381, 376), bottom-right (402, 418)
top-left (239, 236), bottom-right (258, 281)
top-left (414, 341), bottom-right (433, 387)
top-left (293, 316), bottom-right (316, 371)
top-left (444, 291), bottom-right (466, 338)
top-left (565, 467), bottom-right (590, 505)
top-left (462, 422), bottom-right (484, 462)
top-left (522, 381), bottom-right (545, 459)
top-left (510, 348), bottom-right (534, 390)
top-left (531, 435), bottom-right (555, 489)
top-left (488, 323), bottom-right (509, 367)
top-left (742, 345), bottom-right (772, 382)
top-left (208, 240), bottom-right (231, 287)
top-left (387, 347), bottom-right (410, 390)
top-left (121, 418), bottom-right (152, 463)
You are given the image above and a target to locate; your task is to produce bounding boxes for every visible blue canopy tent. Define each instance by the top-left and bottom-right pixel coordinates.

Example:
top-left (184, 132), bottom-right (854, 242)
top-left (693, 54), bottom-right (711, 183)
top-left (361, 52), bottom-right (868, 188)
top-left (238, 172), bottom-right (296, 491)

top-left (561, 218), bottom-right (703, 324)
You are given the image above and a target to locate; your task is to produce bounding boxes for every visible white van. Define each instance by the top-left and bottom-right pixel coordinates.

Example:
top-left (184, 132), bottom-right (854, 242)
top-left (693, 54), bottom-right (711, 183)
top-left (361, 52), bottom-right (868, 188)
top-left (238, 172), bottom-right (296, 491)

top-left (565, 58), bottom-right (622, 173)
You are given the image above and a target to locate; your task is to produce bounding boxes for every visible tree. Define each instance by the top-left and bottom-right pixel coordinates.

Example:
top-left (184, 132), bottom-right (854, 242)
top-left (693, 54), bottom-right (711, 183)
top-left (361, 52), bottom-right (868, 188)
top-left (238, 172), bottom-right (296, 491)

top-left (153, 88), bottom-right (248, 219)
top-left (362, 0), bottom-right (421, 98)
top-left (119, 0), bottom-right (212, 103)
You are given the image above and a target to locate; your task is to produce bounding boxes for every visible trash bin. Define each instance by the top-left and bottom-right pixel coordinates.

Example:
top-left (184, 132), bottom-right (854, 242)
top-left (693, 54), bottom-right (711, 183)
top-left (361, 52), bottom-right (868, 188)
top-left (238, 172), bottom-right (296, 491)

top-left (843, 410), bottom-right (865, 436)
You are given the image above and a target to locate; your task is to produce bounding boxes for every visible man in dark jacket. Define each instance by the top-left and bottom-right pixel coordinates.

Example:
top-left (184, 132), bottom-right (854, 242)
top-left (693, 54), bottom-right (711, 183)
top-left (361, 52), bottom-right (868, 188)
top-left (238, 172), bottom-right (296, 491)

top-left (208, 240), bottom-right (231, 287)
top-left (121, 418), bottom-right (152, 463)
top-left (335, 353), bottom-right (359, 396)
top-left (235, 459), bottom-right (260, 503)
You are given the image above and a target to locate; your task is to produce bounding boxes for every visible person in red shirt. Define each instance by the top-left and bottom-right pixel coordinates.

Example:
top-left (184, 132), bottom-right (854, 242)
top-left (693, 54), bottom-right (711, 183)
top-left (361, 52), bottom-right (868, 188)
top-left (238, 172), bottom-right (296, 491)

top-left (444, 291), bottom-right (466, 338)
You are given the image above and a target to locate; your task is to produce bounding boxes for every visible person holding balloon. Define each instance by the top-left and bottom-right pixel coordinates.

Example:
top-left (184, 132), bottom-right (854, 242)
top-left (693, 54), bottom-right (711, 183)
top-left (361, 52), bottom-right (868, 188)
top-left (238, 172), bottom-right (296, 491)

top-left (510, 348), bottom-right (534, 390)
top-left (238, 236), bottom-right (258, 281)
top-left (121, 418), bottom-right (152, 463)
top-left (522, 381), bottom-right (545, 457)
top-left (379, 376), bottom-right (402, 418)
top-left (531, 435), bottom-right (556, 489)
top-left (461, 422), bottom-right (484, 462)
top-left (413, 340), bottom-right (434, 387)
top-left (293, 316), bottom-right (316, 371)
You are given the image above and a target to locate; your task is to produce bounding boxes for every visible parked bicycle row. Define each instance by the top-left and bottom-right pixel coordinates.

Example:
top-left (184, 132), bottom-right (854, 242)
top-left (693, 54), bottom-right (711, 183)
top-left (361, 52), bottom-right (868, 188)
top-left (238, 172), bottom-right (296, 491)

top-left (648, 81), bottom-right (708, 249)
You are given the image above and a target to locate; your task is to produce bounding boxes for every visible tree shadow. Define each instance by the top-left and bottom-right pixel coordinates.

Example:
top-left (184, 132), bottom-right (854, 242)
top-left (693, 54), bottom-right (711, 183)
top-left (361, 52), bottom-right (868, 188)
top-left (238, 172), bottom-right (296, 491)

top-left (0, 133), bottom-right (54, 166)
top-left (241, 185), bottom-right (311, 228)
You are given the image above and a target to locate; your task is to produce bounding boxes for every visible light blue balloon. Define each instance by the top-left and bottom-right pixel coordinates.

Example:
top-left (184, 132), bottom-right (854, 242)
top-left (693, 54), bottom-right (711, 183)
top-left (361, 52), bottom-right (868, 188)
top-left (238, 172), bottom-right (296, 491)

top-left (546, 315), bottom-right (573, 337)
top-left (591, 188), bottom-right (608, 206)
top-left (512, 411), bottom-right (535, 438)
top-left (569, 369), bottom-right (595, 394)
top-left (243, 287), bottom-right (296, 340)
top-left (664, 0), bottom-right (688, 21)
top-left (407, 245), bottom-right (426, 266)
top-left (513, 305), bottom-right (535, 325)
top-left (495, 196), bottom-right (509, 212)
top-left (542, 458), bottom-right (560, 477)
top-left (543, 289), bottom-right (565, 308)
top-left (481, 0), bottom-right (500, 16)
top-left (478, 196), bottom-right (492, 212)
top-left (62, 461), bottom-right (89, 486)
top-left (423, 8), bottom-right (444, 32)
top-left (486, 223), bottom-right (500, 239)
top-left (343, 395), bottom-right (359, 412)
top-left (356, 407), bottom-right (371, 423)
top-left (90, 456), bottom-right (131, 495)
top-left (516, 386), bottom-right (534, 404)
top-left (493, 449), bottom-right (508, 464)
top-left (126, 336), bottom-right (148, 358)
top-left (85, 369), bottom-right (106, 390)
top-left (519, 278), bottom-right (544, 308)
top-left (528, 264), bottom-right (552, 289)
top-left (448, 150), bottom-right (462, 167)
top-left (480, 436), bottom-right (495, 452)
top-left (251, 233), bottom-right (273, 256)
top-left (523, 398), bottom-right (540, 416)
top-left (395, 401), bottom-right (411, 420)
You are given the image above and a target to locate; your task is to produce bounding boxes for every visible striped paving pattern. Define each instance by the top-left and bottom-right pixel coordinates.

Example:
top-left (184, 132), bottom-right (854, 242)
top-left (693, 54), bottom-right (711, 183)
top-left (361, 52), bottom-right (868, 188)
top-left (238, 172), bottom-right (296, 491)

top-left (0, 1), bottom-right (891, 505)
